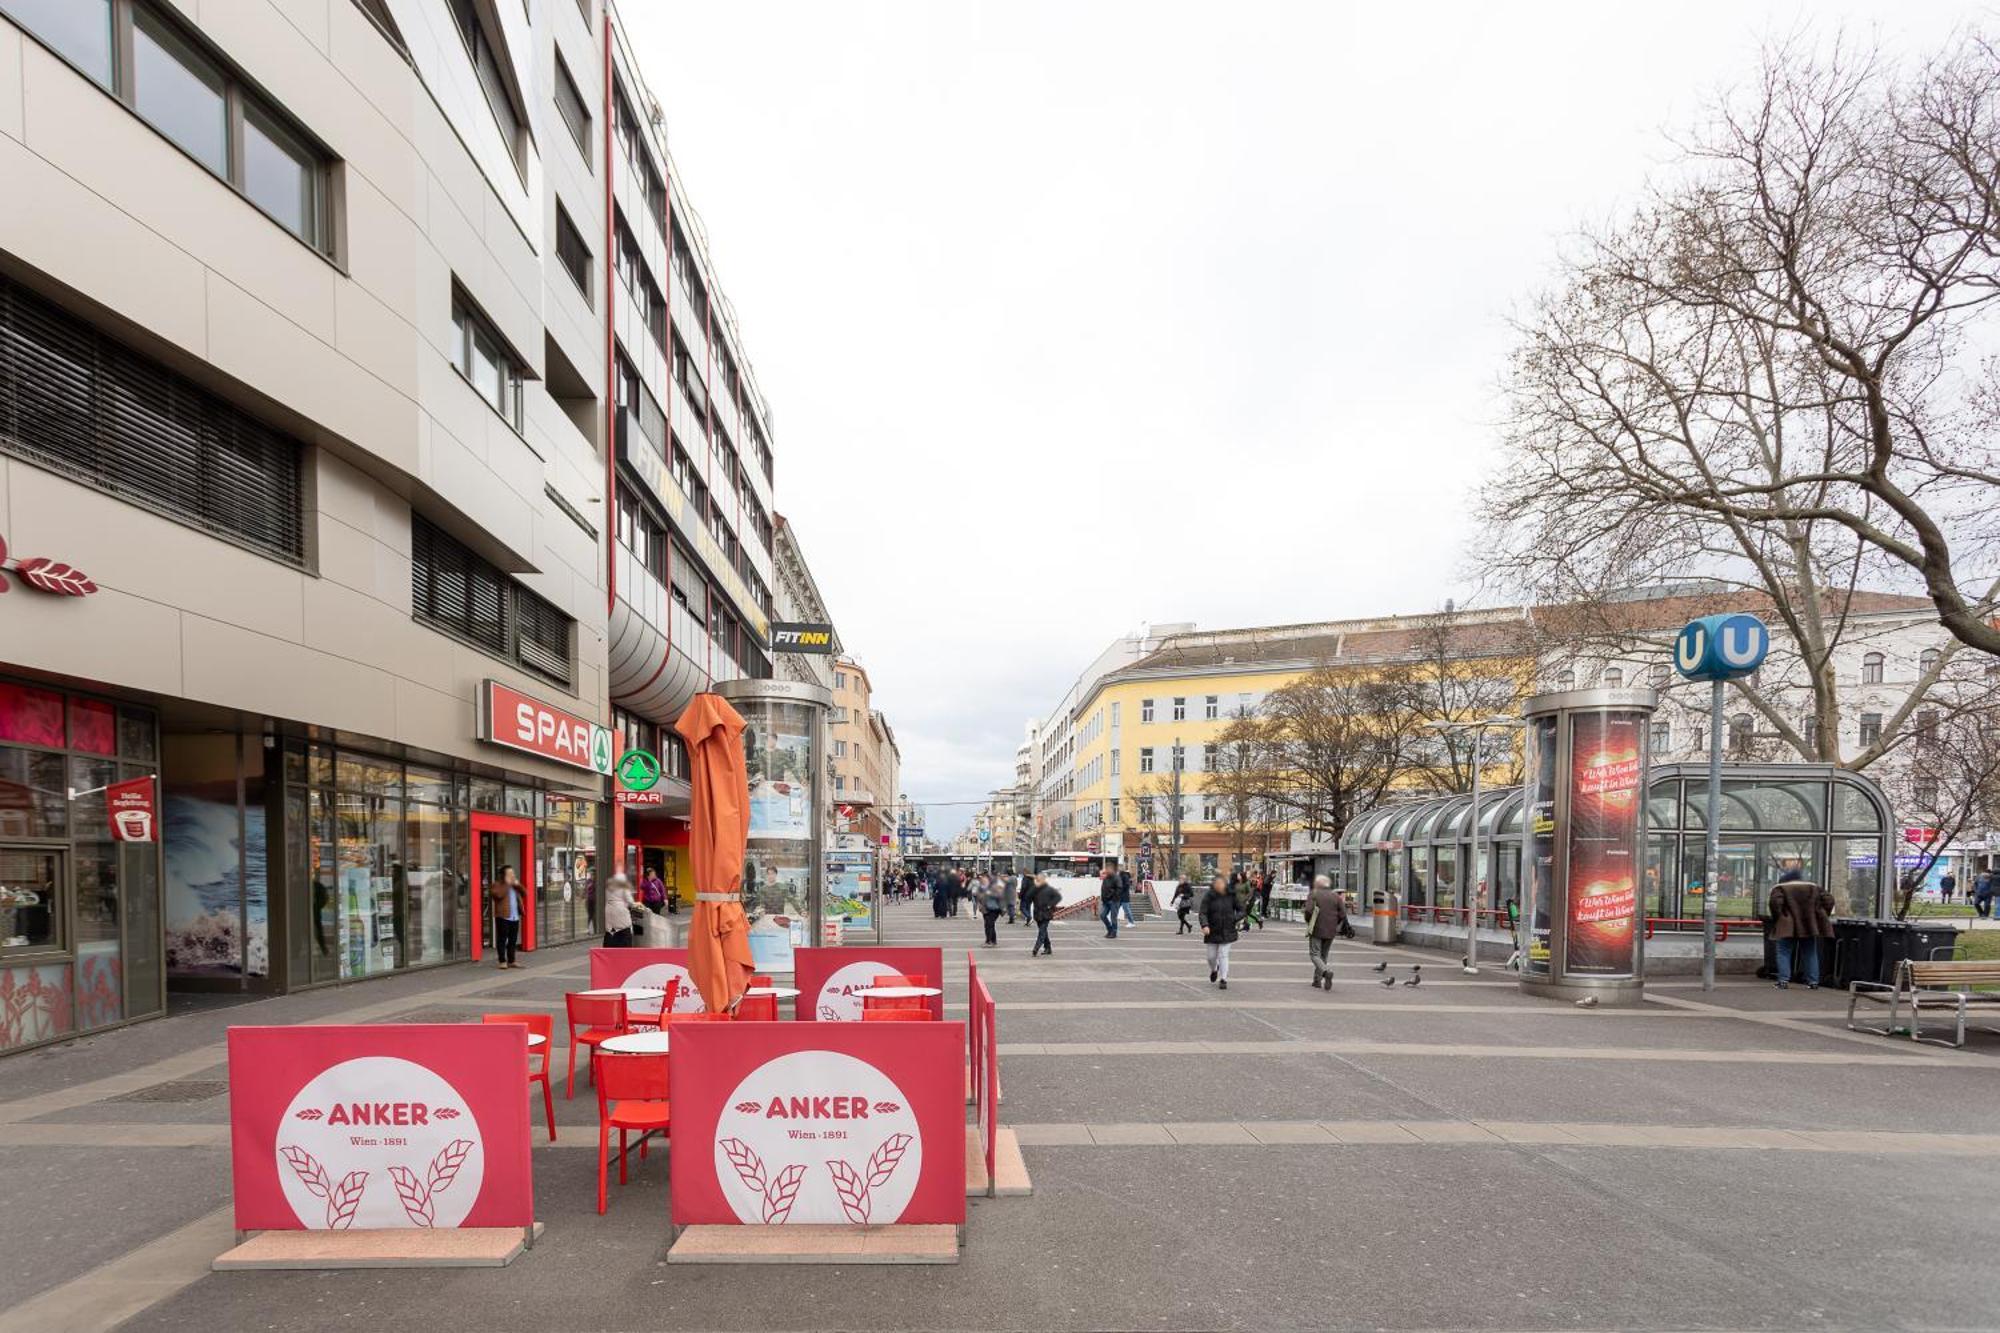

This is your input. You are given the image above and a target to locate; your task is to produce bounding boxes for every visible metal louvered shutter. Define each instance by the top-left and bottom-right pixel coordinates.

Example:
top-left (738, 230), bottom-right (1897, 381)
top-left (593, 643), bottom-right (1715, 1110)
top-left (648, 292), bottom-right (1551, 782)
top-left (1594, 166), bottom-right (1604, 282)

top-left (0, 275), bottom-right (304, 564)
top-left (411, 515), bottom-right (573, 690)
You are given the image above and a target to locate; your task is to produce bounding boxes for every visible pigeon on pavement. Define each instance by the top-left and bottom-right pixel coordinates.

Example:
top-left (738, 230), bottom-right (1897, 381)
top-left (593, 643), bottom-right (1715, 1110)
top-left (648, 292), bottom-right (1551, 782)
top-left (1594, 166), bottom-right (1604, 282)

top-left (1403, 967), bottom-right (1422, 987)
top-left (1379, 974), bottom-right (1397, 987)
top-left (1371, 961), bottom-right (1387, 973)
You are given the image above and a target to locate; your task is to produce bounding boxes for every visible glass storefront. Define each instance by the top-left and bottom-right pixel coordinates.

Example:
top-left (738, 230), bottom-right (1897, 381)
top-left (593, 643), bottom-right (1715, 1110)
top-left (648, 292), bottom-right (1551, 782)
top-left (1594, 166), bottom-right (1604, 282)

top-left (0, 679), bottom-right (163, 1054)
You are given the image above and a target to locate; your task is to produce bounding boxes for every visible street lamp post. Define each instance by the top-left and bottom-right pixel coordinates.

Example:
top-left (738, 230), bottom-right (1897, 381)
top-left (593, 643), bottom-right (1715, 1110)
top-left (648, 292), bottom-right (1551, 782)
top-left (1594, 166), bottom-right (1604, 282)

top-left (1425, 717), bottom-right (1522, 975)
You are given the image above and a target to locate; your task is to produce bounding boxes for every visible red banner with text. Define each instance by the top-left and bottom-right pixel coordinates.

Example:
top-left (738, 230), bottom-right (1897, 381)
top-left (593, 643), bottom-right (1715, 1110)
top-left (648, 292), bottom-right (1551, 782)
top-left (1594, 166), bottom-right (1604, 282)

top-left (669, 1021), bottom-right (966, 1226)
top-left (792, 946), bottom-right (945, 1021)
top-left (227, 1025), bottom-right (534, 1231)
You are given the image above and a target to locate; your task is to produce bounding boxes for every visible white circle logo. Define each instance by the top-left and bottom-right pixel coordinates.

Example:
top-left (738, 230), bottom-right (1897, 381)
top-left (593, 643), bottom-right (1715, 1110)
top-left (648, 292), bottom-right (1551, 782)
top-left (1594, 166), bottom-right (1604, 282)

top-left (624, 961), bottom-right (706, 1012)
top-left (276, 1057), bottom-right (484, 1229)
top-left (714, 1051), bottom-right (922, 1225)
top-left (815, 961), bottom-right (907, 1021)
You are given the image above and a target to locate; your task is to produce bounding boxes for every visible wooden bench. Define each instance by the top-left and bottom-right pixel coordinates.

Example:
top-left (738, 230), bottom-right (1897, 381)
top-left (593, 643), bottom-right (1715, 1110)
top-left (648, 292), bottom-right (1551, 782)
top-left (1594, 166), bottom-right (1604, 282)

top-left (1848, 958), bottom-right (2000, 1048)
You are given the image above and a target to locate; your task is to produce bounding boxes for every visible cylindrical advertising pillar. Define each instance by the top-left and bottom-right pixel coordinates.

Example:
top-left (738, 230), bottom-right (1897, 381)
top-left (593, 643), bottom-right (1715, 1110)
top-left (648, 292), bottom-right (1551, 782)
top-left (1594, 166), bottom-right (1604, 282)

top-left (715, 679), bottom-right (831, 976)
top-left (1519, 687), bottom-right (1658, 1005)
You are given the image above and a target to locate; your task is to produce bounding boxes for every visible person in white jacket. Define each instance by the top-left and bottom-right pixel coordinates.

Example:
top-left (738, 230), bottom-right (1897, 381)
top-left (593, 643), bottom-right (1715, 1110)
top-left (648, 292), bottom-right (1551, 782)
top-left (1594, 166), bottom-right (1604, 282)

top-left (602, 873), bottom-right (640, 948)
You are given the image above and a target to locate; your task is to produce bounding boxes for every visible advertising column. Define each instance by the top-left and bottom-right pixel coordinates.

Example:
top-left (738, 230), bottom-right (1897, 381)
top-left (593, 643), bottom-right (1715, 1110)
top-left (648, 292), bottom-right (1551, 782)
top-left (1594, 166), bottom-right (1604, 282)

top-left (715, 679), bottom-right (830, 974)
top-left (1519, 687), bottom-right (1656, 1005)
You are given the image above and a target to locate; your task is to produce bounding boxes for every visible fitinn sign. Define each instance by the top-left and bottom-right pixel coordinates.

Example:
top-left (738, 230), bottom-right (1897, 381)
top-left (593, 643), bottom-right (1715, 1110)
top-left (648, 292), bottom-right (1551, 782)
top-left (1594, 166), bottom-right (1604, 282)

top-left (476, 680), bottom-right (614, 775)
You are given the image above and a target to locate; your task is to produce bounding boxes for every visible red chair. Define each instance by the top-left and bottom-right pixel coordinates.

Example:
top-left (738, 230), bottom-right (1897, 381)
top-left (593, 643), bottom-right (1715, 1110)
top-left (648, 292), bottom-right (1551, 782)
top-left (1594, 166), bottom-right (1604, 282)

top-left (628, 978), bottom-right (678, 1031)
top-left (736, 975), bottom-right (778, 1022)
top-left (863, 974), bottom-right (931, 1018)
top-left (861, 1008), bottom-right (929, 1022)
top-left (564, 992), bottom-right (629, 1099)
top-left (593, 1051), bottom-right (670, 1215)
top-left (482, 1013), bottom-right (556, 1141)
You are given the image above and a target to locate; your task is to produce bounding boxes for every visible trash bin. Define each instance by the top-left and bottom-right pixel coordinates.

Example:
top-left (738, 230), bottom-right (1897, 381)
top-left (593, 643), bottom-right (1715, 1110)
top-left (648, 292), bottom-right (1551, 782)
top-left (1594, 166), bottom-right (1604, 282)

top-left (1832, 918), bottom-right (1882, 990)
top-left (1371, 889), bottom-right (1398, 945)
top-left (1877, 921), bottom-right (1959, 981)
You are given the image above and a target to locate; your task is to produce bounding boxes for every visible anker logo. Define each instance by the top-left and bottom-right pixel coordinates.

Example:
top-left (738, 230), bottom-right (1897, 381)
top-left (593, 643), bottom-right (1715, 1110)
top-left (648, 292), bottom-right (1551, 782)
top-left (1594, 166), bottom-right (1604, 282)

top-left (714, 1051), bottom-right (922, 1225)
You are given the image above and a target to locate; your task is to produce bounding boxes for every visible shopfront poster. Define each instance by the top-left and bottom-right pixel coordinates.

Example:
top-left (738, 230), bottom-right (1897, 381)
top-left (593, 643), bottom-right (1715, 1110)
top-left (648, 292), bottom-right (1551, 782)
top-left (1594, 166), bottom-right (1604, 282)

top-left (1563, 711), bottom-right (1645, 977)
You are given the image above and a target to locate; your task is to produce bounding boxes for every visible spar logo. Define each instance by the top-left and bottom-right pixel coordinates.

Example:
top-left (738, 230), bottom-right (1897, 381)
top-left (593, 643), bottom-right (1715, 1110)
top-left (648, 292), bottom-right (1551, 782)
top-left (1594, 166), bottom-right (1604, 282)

top-left (277, 1057), bottom-right (485, 1230)
top-left (815, 960), bottom-right (907, 1022)
top-left (715, 1051), bottom-right (920, 1225)
top-left (622, 961), bottom-right (707, 1013)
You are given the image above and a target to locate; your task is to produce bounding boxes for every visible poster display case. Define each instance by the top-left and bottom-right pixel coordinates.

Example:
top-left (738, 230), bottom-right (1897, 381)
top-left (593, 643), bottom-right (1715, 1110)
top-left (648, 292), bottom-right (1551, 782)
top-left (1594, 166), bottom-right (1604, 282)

top-left (716, 680), bottom-right (830, 973)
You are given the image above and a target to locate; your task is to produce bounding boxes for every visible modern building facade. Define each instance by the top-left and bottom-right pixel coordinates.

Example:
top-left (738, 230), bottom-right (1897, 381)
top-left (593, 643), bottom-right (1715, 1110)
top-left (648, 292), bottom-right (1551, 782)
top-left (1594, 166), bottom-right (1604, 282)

top-left (0, 0), bottom-right (804, 1053)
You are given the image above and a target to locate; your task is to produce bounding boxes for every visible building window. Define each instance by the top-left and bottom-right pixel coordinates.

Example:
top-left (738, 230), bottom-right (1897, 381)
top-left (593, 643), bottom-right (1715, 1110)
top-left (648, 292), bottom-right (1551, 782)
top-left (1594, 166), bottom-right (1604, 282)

top-left (1858, 712), bottom-right (1882, 747)
top-left (1728, 713), bottom-right (1754, 754)
top-left (1172, 697), bottom-right (1186, 722)
top-left (1110, 798), bottom-right (1120, 824)
top-left (1171, 744), bottom-right (1186, 772)
top-left (554, 205), bottom-right (592, 300)
top-left (448, 0), bottom-right (523, 171)
top-left (1650, 662), bottom-right (1670, 686)
top-left (1919, 648), bottom-right (1942, 676)
top-left (0, 273), bottom-right (305, 563)
top-left (1110, 749), bottom-right (1120, 776)
top-left (1202, 743), bottom-right (1218, 772)
top-left (411, 516), bottom-right (574, 689)
top-left (1202, 799), bottom-right (1218, 822)
top-left (1204, 695), bottom-right (1219, 720)
top-left (1862, 652), bottom-right (1884, 684)
top-left (1138, 747), bottom-right (1154, 774)
top-left (1140, 699), bottom-right (1154, 724)
top-left (1913, 778), bottom-right (1939, 810)
top-left (1555, 668), bottom-right (1576, 690)
top-left (3, 0), bottom-right (334, 252)
top-left (835, 671), bottom-right (848, 690)
top-left (451, 294), bottom-right (524, 429)
top-left (1649, 719), bottom-right (1670, 751)
top-left (1916, 709), bottom-right (1939, 747)
top-left (552, 54), bottom-right (591, 159)
top-left (833, 740), bottom-right (846, 758)
top-left (1602, 667), bottom-right (1623, 688)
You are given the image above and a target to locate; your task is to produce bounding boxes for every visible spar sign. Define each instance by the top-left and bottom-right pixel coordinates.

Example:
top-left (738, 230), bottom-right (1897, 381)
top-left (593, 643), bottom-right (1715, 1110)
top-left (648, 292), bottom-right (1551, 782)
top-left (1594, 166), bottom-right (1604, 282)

top-left (588, 947), bottom-right (708, 1014)
top-left (227, 1026), bottom-right (533, 1232)
top-left (669, 1021), bottom-right (965, 1226)
top-left (477, 679), bottom-right (614, 775)
top-left (793, 946), bottom-right (944, 1021)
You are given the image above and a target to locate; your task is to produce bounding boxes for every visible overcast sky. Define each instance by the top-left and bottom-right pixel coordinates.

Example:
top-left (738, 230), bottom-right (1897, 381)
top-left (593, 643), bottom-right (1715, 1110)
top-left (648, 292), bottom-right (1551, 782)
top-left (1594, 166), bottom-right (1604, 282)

top-left (620, 1), bottom-right (1976, 841)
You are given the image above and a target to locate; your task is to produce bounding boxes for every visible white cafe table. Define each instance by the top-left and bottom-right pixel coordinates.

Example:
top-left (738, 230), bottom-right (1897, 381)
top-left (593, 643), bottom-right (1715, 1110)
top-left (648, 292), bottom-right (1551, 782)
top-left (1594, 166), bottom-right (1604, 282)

top-left (743, 985), bottom-right (800, 999)
top-left (599, 1030), bottom-right (670, 1054)
top-left (579, 986), bottom-right (666, 999)
top-left (852, 986), bottom-right (942, 1000)
top-left (526, 1033), bottom-right (547, 1049)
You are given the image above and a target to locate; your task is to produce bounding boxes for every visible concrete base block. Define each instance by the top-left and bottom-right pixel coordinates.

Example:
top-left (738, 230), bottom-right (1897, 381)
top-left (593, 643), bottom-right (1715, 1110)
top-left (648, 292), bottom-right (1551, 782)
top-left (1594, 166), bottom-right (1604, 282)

top-left (666, 1224), bottom-right (958, 1265)
top-left (965, 1126), bottom-right (1034, 1196)
top-left (212, 1223), bottom-right (543, 1270)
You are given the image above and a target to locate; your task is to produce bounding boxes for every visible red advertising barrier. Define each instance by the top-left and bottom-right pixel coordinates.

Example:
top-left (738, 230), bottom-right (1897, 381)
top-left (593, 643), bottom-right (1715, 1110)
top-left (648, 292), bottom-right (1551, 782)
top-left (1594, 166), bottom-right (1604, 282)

top-left (587, 947), bottom-right (709, 1014)
top-left (967, 953), bottom-right (998, 1194)
top-left (793, 946), bottom-right (945, 1021)
top-left (668, 1021), bottom-right (967, 1226)
top-left (227, 1025), bottom-right (534, 1232)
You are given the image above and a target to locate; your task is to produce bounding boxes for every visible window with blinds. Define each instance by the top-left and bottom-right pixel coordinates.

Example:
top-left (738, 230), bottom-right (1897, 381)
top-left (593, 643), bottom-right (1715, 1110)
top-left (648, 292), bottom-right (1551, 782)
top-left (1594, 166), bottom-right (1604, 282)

top-left (0, 273), bottom-right (305, 563)
top-left (411, 515), bottom-right (574, 689)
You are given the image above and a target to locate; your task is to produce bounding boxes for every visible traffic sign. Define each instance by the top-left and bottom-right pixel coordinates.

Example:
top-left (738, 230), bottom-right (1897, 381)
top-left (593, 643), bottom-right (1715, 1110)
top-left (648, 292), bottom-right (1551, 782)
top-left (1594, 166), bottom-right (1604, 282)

top-left (978, 827), bottom-right (991, 843)
top-left (616, 749), bottom-right (660, 792)
top-left (1673, 613), bottom-right (1769, 682)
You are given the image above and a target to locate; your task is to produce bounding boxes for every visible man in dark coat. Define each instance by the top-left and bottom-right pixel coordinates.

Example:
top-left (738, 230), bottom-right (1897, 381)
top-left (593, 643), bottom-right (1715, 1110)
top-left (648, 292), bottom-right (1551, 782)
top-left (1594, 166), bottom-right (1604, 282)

top-left (1099, 863), bottom-right (1122, 939)
top-left (1305, 874), bottom-right (1349, 990)
top-left (1201, 873), bottom-right (1239, 989)
top-left (1767, 864), bottom-right (1835, 990)
top-left (1030, 873), bottom-right (1061, 956)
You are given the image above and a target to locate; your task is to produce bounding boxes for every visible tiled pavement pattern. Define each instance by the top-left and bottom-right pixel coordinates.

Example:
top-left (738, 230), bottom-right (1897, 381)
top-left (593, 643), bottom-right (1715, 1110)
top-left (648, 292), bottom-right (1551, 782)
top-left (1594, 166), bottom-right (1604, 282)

top-left (1, 900), bottom-right (1996, 1331)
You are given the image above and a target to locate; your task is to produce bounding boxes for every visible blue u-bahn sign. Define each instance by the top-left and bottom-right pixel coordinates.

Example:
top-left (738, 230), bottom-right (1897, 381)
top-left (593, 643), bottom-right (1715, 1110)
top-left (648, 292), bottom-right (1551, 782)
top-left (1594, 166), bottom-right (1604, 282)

top-left (1673, 613), bottom-right (1769, 682)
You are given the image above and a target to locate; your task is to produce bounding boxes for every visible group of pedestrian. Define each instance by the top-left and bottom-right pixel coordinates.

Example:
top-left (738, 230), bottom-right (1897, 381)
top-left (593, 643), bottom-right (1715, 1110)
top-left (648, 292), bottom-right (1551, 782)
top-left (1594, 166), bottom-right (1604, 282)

top-left (1098, 861), bottom-right (1135, 937)
top-left (1179, 869), bottom-right (1348, 992)
top-left (598, 863), bottom-right (672, 949)
top-left (1966, 870), bottom-right (1996, 918)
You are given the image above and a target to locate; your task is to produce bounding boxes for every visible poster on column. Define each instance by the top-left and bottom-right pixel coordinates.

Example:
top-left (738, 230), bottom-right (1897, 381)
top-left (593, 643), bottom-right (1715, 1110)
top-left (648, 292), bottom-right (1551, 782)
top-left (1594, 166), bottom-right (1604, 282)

top-left (227, 1025), bottom-right (533, 1231)
top-left (588, 947), bottom-right (708, 1013)
top-left (793, 946), bottom-right (944, 1021)
top-left (669, 1021), bottom-right (966, 1226)
top-left (1523, 715), bottom-right (1559, 976)
top-left (1564, 711), bottom-right (1645, 977)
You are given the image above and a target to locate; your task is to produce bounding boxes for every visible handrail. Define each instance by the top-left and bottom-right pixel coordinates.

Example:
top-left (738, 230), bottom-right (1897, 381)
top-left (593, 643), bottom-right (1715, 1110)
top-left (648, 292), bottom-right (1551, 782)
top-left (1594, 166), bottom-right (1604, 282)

top-left (1643, 916), bottom-right (1763, 941)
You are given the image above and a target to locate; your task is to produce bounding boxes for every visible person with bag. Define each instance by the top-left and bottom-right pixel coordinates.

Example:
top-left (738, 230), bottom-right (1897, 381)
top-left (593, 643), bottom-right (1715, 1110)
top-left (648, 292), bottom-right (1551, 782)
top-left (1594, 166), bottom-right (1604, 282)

top-left (602, 872), bottom-right (640, 949)
top-left (1304, 874), bottom-right (1348, 990)
top-left (1172, 881), bottom-right (1195, 934)
top-left (1766, 864), bottom-right (1835, 990)
top-left (1031, 873), bottom-right (1061, 956)
top-left (639, 866), bottom-right (666, 915)
top-left (979, 874), bottom-right (1005, 947)
top-left (1201, 873), bottom-right (1239, 989)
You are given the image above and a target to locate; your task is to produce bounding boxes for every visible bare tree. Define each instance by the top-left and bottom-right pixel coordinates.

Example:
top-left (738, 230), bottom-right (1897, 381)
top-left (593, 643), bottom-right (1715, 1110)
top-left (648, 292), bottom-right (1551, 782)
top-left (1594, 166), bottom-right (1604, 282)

top-left (1482, 30), bottom-right (2000, 668)
top-left (1884, 698), bottom-right (2000, 917)
top-left (1399, 611), bottom-right (1534, 792)
top-left (1208, 711), bottom-right (1288, 869)
top-left (1254, 669), bottom-right (1421, 843)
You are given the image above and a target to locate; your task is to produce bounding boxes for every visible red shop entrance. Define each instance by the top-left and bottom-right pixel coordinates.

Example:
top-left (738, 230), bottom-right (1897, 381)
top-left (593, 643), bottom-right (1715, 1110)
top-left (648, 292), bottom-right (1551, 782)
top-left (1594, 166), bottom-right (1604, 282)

top-left (470, 811), bottom-right (535, 961)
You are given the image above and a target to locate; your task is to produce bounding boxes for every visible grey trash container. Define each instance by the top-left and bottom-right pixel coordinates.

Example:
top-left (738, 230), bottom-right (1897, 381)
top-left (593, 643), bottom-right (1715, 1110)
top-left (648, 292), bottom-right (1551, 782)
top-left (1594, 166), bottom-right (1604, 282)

top-left (1371, 889), bottom-right (1398, 945)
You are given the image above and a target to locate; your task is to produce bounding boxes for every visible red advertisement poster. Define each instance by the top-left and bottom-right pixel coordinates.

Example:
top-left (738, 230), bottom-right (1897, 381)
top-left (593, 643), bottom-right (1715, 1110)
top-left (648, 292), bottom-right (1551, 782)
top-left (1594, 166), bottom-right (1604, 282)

top-left (1564, 711), bottom-right (1646, 977)
top-left (587, 947), bottom-right (709, 1014)
top-left (668, 1021), bottom-right (966, 1226)
top-left (105, 776), bottom-right (157, 842)
top-left (227, 1026), bottom-right (534, 1231)
top-left (792, 947), bottom-right (945, 1021)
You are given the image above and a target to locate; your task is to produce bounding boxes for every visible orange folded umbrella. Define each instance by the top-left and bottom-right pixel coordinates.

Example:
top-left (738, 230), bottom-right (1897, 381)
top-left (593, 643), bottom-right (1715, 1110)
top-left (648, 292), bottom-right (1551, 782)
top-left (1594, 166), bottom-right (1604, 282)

top-left (673, 692), bottom-right (756, 1014)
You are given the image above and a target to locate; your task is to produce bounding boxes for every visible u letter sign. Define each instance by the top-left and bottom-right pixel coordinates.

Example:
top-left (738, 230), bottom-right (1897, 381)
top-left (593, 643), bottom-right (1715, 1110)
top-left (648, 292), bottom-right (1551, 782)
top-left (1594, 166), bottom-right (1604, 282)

top-left (227, 1026), bottom-right (534, 1231)
top-left (669, 1021), bottom-right (966, 1226)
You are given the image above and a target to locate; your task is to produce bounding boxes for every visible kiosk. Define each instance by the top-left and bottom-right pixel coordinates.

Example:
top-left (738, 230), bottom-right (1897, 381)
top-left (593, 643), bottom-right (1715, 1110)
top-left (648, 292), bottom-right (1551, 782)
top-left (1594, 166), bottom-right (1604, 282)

top-left (715, 679), bottom-right (830, 973)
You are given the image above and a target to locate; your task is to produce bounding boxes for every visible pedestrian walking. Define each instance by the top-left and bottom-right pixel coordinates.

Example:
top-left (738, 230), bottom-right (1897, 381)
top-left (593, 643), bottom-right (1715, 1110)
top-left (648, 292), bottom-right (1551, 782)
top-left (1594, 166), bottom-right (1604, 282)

top-left (1973, 871), bottom-right (1994, 919)
top-left (1117, 864), bottom-right (1136, 926)
top-left (1201, 873), bottom-right (1238, 989)
top-left (1018, 871), bottom-right (1035, 925)
top-left (491, 864), bottom-right (524, 968)
top-left (1257, 871), bottom-right (1275, 924)
top-left (980, 875), bottom-right (1005, 947)
top-left (1766, 863), bottom-right (1834, 990)
top-left (639, 865), bottom-right (666, 915)
top-left (1172, 880), bottom-right (1195, 934)
top-left (1305, 874), bottom-right (1347, 990)
top-left (1100, 862), bottom-right (1122, 939)
top-left (602, 872), bottom-right (639, 949)
top-left (1003, 871), bottom-right (1018, 924)
top-left (1941, 870), bottom-right (1957, 906)
top-left (1031, 873), bottom-right (1060, 956)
